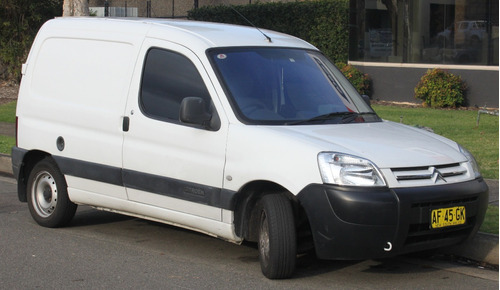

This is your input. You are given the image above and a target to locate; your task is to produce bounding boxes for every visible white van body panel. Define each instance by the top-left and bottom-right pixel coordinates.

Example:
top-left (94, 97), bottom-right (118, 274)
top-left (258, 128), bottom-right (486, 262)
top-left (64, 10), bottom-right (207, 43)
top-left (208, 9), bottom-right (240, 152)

top-left (223, 120), bottom-right (470, 193)
top-left (278, 121), bottom-right (465, 169)
top-left (19, 37), bottom-right (136, 164)
top-left (223, 124), bottom-right (324, 194)
top-left (66, 176), bottom-right (127, 202)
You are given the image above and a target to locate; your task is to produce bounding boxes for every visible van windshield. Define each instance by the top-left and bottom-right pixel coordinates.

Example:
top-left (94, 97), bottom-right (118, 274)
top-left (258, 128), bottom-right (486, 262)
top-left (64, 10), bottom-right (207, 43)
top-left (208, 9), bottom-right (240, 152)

top-left (209, 48), bottom-right (381, 125)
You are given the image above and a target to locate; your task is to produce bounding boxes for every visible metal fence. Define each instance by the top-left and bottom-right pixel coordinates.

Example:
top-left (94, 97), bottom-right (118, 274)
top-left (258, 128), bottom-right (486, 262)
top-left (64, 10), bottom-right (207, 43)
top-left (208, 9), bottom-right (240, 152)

top-left (90, 7), bottom-right (138, 17)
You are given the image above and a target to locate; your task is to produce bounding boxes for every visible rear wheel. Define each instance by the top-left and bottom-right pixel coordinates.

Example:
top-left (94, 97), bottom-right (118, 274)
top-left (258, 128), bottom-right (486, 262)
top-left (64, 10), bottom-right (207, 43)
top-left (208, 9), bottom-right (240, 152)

top-left (258, 194), bottom-right (296, 279)
top-left (27, 157), bottom-right (77, 227)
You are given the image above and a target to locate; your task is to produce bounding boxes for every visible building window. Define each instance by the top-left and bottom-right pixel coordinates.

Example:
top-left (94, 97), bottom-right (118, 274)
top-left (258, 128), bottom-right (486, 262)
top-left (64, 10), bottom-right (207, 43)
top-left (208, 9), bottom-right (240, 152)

top-left (349, 0), bottom-right (499, 65)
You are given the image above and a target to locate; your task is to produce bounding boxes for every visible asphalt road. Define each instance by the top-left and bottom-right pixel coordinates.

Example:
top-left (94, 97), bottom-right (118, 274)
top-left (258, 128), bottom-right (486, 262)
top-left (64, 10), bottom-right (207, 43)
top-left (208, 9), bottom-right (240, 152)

top-left (0, 176), bottom-right (498, 289)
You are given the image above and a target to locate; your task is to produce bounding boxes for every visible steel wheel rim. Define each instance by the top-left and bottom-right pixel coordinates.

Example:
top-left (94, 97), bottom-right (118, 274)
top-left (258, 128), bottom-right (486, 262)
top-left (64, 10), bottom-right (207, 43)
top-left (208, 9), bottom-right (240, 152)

top-left (31, 171), bottom-right (58, 218)
top-left (259, 211), bottom-right (270, 268)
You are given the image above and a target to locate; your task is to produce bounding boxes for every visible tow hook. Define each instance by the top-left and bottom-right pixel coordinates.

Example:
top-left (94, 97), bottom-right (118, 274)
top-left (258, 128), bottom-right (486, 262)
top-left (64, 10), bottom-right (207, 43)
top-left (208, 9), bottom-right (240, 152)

top-left (384, 242), bottom-right (393, 252)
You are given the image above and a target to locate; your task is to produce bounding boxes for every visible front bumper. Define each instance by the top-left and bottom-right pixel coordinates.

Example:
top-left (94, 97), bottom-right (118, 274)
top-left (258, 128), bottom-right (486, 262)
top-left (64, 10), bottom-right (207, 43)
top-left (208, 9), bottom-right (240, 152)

top-left (297, 178), bottom-right (489, 260)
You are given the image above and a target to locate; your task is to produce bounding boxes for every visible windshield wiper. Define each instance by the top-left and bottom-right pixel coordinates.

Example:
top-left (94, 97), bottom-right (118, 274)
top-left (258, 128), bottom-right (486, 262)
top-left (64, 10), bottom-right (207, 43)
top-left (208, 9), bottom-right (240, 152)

top-left (286, 111), bottom-right (356, 125)
top-left (286, 111), bottom-right (377, 125)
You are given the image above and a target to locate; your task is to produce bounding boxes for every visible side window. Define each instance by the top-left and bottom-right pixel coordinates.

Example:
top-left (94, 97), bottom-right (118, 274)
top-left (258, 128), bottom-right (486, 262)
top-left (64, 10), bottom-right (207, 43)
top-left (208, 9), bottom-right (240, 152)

top-left (140, 48), bottom-right (211, 122)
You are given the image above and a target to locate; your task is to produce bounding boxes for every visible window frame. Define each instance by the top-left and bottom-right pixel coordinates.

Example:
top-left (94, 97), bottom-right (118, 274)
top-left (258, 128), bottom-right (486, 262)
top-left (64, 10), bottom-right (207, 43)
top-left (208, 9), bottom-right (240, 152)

top-left (139, 47), bottom-right (218, 129)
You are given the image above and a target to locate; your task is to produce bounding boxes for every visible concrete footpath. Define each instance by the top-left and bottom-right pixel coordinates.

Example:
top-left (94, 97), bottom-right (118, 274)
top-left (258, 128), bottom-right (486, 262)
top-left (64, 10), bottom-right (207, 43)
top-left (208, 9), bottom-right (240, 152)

top-left (0, 120), bottom-right (497, 267)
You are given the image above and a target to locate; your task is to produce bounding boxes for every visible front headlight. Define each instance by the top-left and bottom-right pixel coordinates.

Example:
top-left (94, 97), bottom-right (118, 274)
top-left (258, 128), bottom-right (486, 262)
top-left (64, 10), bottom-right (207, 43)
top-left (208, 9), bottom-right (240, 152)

top-left (458, 145), bottom-right (481, 178)
top-left (318, 152), bottom-right (386, 187)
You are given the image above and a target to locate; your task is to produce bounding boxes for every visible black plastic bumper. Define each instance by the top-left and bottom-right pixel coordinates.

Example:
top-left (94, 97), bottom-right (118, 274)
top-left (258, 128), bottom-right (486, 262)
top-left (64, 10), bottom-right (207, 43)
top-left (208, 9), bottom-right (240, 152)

top-left (297, 179), bottom-right (489, 260)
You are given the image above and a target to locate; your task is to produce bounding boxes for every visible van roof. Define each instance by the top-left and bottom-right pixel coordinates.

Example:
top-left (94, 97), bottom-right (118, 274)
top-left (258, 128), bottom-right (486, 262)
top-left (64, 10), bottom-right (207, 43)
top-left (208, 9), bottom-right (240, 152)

top-left (40, 17), bottom-right (316, 51)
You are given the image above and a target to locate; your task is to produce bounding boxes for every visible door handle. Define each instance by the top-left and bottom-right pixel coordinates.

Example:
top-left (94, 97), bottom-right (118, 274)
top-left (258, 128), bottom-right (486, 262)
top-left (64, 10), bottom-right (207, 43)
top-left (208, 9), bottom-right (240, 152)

top-left (123, 116), bottom-right (130, 132)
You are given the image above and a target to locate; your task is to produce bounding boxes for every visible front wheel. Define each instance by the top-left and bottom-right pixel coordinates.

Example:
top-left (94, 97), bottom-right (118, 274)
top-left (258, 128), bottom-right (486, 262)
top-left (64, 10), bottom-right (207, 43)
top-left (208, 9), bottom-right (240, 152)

top-left (258, 194), bottom-right (297, 279)
top-left (27, 157), bottom-right (77, 227)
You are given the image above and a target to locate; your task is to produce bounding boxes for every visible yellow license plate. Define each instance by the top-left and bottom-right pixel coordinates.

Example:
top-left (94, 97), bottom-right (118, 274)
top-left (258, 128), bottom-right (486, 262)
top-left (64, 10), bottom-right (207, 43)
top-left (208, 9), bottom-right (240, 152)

top-left (430, 206), bottom-right (466, 229)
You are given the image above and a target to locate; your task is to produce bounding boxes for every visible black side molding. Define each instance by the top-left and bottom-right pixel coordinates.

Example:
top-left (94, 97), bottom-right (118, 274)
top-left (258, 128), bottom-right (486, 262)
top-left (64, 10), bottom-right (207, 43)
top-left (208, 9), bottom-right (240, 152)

top-left (52, 155), bottom-right (237, 210)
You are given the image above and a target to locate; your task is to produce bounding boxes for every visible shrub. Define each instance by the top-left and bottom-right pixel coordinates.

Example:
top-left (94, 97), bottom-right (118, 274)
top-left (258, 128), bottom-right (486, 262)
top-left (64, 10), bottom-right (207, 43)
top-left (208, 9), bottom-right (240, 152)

top-left (414, 68), bottom-right (467, 108)
top-left (336, 63), bottom-right (371, 96)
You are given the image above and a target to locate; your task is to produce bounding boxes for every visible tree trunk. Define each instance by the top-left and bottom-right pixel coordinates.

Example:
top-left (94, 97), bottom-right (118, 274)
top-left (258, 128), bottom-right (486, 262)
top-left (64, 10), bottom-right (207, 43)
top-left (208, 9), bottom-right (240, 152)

top-left (63, 0), bottom-right (89, 16)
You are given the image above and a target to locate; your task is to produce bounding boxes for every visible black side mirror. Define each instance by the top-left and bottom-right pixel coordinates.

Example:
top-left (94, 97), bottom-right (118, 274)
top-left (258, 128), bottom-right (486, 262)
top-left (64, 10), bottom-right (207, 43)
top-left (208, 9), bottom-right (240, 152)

top-left (179, 97), bottom-right (215, 130)
top-left (362, 94), bottom-right (371, 106)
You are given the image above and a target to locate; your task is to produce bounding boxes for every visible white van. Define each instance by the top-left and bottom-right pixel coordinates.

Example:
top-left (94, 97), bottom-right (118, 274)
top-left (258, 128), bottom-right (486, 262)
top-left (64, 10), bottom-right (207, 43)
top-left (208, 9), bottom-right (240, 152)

top-left (13, 18), bottom-right (488, 279)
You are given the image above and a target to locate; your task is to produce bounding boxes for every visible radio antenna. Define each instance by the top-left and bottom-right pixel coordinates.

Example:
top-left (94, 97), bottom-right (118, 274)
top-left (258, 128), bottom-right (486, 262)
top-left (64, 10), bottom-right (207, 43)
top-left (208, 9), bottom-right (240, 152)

top-left (230, 6), bottom-right (272, 43)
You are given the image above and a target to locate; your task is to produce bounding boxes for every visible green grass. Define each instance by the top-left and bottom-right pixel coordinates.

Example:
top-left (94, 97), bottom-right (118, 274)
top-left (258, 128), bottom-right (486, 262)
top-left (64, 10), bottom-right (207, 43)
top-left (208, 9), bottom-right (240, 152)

top-left (372, 104), bottom-right (499, 180)
top-left (479, 205), bottom-right (499, 234)
top-left (0, 100), bottom-right (16, 123)
top-left (0, 100), bottom-right (16, 154)
top-left (0, 135), bottom-right (15, 155)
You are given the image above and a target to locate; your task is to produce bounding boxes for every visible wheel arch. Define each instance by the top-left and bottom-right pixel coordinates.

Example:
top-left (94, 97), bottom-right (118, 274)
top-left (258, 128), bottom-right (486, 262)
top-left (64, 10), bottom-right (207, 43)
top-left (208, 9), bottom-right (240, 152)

top-left (233, 180), bottom-right (301, 243)
top-left (16, 150), bottom-right (52, 202)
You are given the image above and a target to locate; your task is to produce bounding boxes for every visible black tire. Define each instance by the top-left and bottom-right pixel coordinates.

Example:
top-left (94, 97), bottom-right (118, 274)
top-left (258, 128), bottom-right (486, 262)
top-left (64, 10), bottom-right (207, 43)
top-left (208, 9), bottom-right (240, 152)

top-left (258, 194), bottom-right (297, 279)
top-left (27, 157), bottom-right (77, 227)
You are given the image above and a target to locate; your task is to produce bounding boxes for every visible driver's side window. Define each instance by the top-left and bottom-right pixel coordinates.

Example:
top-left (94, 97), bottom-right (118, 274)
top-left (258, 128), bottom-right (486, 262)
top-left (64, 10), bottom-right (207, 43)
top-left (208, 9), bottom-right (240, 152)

top-left (140, 48), bottom-right (212, 123)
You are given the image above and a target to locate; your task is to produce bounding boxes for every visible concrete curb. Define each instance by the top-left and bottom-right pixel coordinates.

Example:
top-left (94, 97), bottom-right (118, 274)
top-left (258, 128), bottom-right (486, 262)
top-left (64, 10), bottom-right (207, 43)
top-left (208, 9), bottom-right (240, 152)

top-left (444, 232), bottom-right (499, 266)
top-left (0, 153), bottom-right (497, 266)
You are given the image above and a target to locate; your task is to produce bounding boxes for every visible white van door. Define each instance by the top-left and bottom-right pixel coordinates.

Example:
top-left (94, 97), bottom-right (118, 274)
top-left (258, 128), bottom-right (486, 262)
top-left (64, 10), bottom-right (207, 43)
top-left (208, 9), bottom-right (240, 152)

top-left (122, 39), bottom-right (229, 221)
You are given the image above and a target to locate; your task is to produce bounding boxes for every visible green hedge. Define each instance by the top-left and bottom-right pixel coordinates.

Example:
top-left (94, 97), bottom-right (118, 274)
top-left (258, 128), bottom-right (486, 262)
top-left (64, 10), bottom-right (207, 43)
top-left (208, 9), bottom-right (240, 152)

top-left (0, 0), bottom-right (62, 81)
top-left (188, 0), bottom-right (349, 63)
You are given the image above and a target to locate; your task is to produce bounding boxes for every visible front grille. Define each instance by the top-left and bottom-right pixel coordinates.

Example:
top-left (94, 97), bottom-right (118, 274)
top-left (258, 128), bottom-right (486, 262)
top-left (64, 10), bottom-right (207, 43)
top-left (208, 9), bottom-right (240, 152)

top-left (411, 196), bottom-right (478, 209)
top-left (405, 217), bottom-right (475, 245)
top-left (391, 163), bottom-right (467, 186)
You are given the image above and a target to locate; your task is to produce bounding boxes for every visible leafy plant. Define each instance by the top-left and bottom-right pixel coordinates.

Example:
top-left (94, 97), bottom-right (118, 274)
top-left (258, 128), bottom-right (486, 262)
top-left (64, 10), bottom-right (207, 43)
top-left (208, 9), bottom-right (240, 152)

top-left (337, 62), bottom-right (371, 96)
top-left (414, 68), bottom-right (467, 108)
